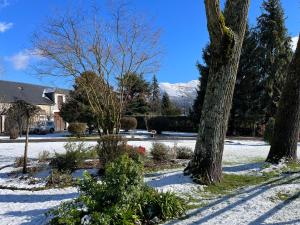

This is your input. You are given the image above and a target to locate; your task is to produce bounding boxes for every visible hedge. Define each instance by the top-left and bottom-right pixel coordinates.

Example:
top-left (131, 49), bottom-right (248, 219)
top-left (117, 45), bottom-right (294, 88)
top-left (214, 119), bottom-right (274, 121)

top-left (146, 116), bottom-right (197, 134)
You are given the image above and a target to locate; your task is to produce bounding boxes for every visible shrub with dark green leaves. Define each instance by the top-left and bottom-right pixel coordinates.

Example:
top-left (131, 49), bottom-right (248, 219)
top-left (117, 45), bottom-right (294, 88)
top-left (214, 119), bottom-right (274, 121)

top-left (50, 142), bottom-right (93, 172)
top-left (150, 143), bottom-right (175, 161)
top-left (48, 155), bottom-right (187, 225)
top-left (140, 186), bottom-right (187, 222)
top-left (175, 146), bottom-right (194, 159)
top-left (264, 118), bottom-right (275, 144)
top-left (68, 122), bottom-right (86, 138)
top-left (120, 117), bottom-right (138, 131)
top-left (96, 135), bottom-right (144, 170)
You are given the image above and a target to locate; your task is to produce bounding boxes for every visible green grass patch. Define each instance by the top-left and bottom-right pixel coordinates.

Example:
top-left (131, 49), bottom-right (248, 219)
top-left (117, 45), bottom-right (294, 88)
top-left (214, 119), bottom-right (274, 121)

top-left (203, 173), bottom-right (277, 196)
top-left (275, 191), bottom-right (290, 201)
top-left (285, 161), bottom-right (300, 172)
top-left (269, 191), bottom-right (295, 202)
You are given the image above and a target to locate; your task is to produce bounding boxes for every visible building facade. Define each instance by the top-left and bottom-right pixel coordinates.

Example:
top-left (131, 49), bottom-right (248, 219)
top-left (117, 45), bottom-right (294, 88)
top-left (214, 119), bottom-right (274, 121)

top-left (0, 80), bottom-right (69, 133)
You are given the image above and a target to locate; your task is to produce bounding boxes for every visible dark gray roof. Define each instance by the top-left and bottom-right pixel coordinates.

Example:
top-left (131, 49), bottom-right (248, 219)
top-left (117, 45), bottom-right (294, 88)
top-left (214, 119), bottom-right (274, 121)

top-left (0, 80), bottom-right (69, 105)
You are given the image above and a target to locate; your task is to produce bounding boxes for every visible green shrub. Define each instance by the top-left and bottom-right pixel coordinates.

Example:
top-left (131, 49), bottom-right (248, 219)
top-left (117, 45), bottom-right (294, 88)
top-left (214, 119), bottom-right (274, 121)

top-left (68, 122), bottom-right (86, 138)
top-left (175, 146), bottom-right (194, 159)
top-left (46, 169), bottom-right (73, 188)
top-left (264, 118), bottom-right (275, 144)
top-left (140, 186), bottom-right (187, 222)
top-left (9, 127), bottom-right (19, 140)
top-left (150, 143), bottom-right (175, 161)
top-left (96, 135), bottom-right (145, 170)
top-left (38, 150), bottom-right (51, 162)
top-left (48, 155), bottom-right (186, 225)
top-left (120, 117), bottom-right (138, 131)
top-left (96, 135), bottom-right (127, 168)
top-left (50, 142), bottom-right (93, 172)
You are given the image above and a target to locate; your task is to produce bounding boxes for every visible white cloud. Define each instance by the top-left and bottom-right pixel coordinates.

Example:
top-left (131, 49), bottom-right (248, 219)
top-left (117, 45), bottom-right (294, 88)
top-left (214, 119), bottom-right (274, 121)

top-left (0, 22), bottom-right (13, 33)
top-left (292, 36), bottom-right (299, 52)
top-left (6, 49), bottom-right (43, 70)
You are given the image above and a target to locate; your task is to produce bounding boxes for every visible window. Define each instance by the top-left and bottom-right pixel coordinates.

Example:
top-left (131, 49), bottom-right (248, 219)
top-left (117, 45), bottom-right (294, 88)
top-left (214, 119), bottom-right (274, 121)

top-left (57, 95), bottom-right (63, 110)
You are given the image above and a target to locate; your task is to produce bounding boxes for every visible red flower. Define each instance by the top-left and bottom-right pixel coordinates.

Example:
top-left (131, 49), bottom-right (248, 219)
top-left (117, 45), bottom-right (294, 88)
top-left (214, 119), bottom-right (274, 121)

top-left (137, 146), bottom-right (146, 155)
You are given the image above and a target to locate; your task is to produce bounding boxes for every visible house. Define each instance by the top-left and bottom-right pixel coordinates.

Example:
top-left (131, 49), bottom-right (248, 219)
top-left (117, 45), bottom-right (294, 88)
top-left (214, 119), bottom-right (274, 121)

top-left (0, 80), bottom-right (69, 133)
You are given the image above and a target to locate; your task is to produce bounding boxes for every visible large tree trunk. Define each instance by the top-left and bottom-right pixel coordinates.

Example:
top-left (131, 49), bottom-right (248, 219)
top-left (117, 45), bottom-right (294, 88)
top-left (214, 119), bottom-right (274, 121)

top-left (184, 0), bottom-right (250, 184)
top-left (23, 118), bottom-right (29, 174)
top-left (266, 35), bottom-right (300, 164)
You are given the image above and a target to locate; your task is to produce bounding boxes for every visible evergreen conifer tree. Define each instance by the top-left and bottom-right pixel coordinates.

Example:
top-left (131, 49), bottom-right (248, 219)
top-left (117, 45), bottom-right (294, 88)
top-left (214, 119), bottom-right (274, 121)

top-left (229, 26), bottom-right (263, 135)
top-left (257, 0), bottom-right (292, 121)
top-left (190, 45), bottom-right (211, 125)
top-left (150, 75), bottom-right (161, 115)
top-left (161, 92), bottom-right (181, 116)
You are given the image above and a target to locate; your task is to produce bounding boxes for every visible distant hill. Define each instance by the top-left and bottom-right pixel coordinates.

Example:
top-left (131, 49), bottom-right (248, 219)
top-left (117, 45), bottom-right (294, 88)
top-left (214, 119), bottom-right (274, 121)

top-left (159, 80), bottom-right (199, 113)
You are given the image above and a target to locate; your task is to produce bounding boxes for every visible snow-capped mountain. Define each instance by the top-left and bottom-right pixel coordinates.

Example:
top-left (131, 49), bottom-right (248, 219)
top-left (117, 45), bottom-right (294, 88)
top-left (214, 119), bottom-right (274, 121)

top-left (292, 36), bottom-right (299, 51)
top-left (159, 80), bottom-right (199, 110)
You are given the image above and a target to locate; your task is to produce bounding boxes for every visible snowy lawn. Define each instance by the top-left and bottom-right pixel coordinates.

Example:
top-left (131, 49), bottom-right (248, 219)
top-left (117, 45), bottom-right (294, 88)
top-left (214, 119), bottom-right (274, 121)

top-left (0, 139), bottom-right (299, 224)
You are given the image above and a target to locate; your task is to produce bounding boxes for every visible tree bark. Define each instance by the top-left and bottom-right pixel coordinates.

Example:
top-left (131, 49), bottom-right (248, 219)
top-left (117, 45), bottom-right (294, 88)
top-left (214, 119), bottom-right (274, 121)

top-left (184, 0), bottom-right (250, 184)
top-left (266, 35), bottom-right (300, 164)
top-left (23, 117), bottom-right (29, 174)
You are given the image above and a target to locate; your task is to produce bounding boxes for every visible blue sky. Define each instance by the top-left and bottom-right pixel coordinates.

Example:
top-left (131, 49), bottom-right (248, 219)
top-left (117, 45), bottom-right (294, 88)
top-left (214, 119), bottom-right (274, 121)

top-left (0, 0), bottom-right (299, 88)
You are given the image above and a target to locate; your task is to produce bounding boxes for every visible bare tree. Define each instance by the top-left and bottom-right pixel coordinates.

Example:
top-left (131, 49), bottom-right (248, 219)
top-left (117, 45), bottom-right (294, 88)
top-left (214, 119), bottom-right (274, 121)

top-left (32, 2), bottom-right (161, 135)
top-left (184, 0), bottom-right (250, 184)
top-left (266, 35), bottom-right (300, 163)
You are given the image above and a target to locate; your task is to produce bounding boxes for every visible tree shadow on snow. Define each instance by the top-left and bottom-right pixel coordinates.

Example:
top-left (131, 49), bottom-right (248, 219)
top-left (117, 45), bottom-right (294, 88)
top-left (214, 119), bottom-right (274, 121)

top-left (1, 192), bottom-right (77, 225)
top-left (224, 141), bottom-right (269, 147)
top-left (223, 162), bottom-right (263, 173)
top-left (146, 172), bottom-right (194, 188)
top-left (165, 174), bottom-right (300, 225)
top-left (0, 192), bottom-right (77, 203)
top-left (248, 190), bottom-right (300, 225)
top-left (6, 207), bottom-right (54, 225)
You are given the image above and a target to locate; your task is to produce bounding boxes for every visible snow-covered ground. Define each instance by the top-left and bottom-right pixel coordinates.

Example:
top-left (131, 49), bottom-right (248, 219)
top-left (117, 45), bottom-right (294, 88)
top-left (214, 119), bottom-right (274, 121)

top-left (165, 173), bottom-right (300, 225)
top-left (0, 139), bottom-right (270, 167)
top-left (0, 132), bottom-right (70, 140)
top-left (0, 140), bottom-right (299, 224)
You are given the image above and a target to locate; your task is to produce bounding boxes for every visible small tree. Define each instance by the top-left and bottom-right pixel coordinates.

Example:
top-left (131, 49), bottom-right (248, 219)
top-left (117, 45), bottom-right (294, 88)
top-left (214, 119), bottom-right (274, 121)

top-left (8, 100), bottom-right (40, 173)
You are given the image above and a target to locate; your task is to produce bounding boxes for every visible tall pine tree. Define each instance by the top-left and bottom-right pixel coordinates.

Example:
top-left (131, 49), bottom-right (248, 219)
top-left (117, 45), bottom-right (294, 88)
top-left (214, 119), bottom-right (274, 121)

top-left (150, 75), bottom-right (161, 115)
top-left (161, 92), bottom-right (181, 116)
top-left (229, 26), bottom-right (263, 136)
top-left (257, 0), bottom-right (292, 121)
top-left (190, 45), bottom-right (211, 125)
top-left (119, 73), bottom-right (151, 115)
